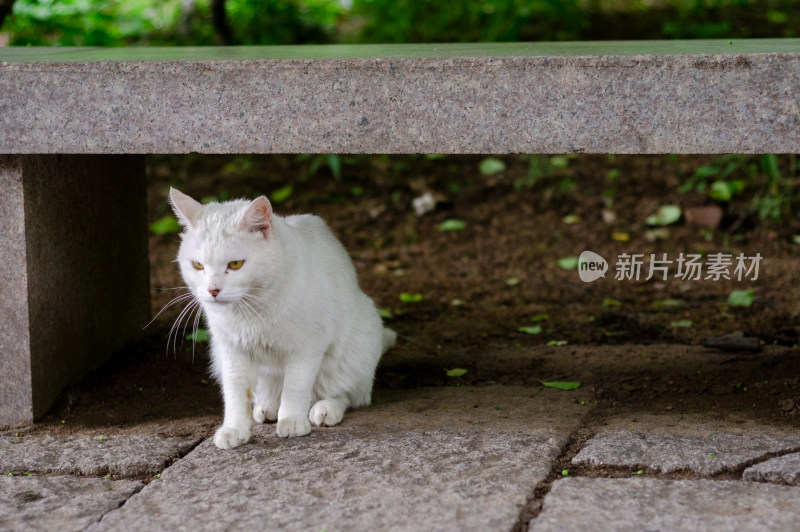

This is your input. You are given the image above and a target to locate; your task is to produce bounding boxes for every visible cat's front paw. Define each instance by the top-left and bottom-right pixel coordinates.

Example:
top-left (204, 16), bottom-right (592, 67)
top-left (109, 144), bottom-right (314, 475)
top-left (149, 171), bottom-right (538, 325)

top-left (309, 399), bottom-right (346, 427)
top-left (253, 403), bottom-right (279, 424)
top-left (213, 426), bottom-right (250, 449)
top-left (276, 415), bottom-right (311, 438)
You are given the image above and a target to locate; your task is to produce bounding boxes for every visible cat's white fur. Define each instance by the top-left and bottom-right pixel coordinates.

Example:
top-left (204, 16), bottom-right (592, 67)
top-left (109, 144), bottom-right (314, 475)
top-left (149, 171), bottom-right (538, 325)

top-left (169, 188), bottom-right (395, 449)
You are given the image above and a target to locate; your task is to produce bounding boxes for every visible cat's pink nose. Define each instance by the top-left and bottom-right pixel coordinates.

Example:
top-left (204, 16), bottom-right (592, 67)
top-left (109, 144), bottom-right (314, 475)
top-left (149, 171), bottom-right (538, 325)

top-left (208, 288), bottom-right (220, 297)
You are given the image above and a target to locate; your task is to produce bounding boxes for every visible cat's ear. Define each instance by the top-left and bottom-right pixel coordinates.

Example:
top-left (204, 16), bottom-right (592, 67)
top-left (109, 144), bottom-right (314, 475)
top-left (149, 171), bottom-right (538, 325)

top-left (239, 196), bottom-right (273, 238)
top-left (169, 188), bottom-right (203, 230)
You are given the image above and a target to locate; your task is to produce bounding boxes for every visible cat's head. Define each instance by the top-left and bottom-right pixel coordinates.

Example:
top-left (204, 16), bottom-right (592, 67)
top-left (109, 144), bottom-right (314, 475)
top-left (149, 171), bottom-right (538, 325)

top-left (169, 188), bottom-right (280, 308)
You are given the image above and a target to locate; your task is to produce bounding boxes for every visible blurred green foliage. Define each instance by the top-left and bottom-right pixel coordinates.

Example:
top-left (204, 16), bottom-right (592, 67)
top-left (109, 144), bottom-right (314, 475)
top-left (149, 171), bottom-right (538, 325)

top-left (5, 0), bottom-right (190, 45)
top-left (349, 0), bottom-right (585, 43)
top-left (224, 0), bottom-right (340, 44)
top-left (3, 0), bottom-right (798, 46)
top-left (3, 0), bottom-right (342, 45)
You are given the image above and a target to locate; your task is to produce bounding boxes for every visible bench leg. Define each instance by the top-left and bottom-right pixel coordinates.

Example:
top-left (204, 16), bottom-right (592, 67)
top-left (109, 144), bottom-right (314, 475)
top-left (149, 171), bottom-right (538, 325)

top-left (0, 155), bottom-right (150, 426)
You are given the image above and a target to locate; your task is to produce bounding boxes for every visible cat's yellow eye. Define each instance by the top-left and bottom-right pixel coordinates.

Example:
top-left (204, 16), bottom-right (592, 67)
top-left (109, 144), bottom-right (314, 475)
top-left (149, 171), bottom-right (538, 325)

top-left (191, 261), bottom-right (204, 270)
top-left (228, 260), bottom-right (244, 270)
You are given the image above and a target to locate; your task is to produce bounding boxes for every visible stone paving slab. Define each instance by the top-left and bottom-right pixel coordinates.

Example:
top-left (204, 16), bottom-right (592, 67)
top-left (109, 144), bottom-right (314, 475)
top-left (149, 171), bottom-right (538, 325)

top-left (0, 434), bottom-right (199, 477)
top-left (0, 475), bottom-right (142, 532)
top-left (572, 414), bottom-right (800, 475)
top-left (91, 386), bottom-right (589, 531)
top-left (744, 452), bottom-right (800, 486)
top-left (528, 477), bottom-right (800, 532)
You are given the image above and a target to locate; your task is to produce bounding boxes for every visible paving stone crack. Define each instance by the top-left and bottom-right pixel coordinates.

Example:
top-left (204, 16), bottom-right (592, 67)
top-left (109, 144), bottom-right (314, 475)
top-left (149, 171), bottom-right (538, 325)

top-left (524, 446), bottom-right (800, 485)
top-left (729, 446), bottom-right (800, 480)
top-left (512, 411), bottom-right (606, 531)
top-left (88, 437), bottom-right (205, 527)
top-left (90, 482), bottom-right (146, 528)
top-left (136, 436), bottom-right (206, 483)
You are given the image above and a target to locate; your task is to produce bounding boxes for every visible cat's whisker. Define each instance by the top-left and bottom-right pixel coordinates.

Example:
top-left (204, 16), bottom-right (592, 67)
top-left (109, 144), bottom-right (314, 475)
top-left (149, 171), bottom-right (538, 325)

top-left (168, 299), bottom-right (199, 357)
top-left (232, 300), bottom-right (246, 320)
top-left (237, 298), bottom-right (262, 322)
top-left (190, 303), bottom-right (204, 364)
top-left (181, 301), bottom-right (202, 355)
top-left (181, 299), bottom-right (202, 351)
top-left (144, 289), bottom-right (193, 330)
top-left (239, 295), bottom-right (271, 321)
top-left (241, 292), bottom-right (273, 309)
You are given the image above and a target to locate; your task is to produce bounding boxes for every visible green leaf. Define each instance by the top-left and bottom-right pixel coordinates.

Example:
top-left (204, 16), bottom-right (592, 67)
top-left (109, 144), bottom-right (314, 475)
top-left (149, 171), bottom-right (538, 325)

top-left (646, 205), bottom-right (682, 226)
top-left (549, 156), bottom-right (569, 169)
top-left (479, 157), bottom-right (506, 175)
top-left (654, 299), bottom-right (681, 308)
top-left (547, 340), bottom-right (568, 346)
top-left (328, 154), bottom-right (342, 180)
top-left (518, 326), bottom-right (542, 335)
top-left (149, 215), bottom-right (181, 235)
top-left (438, 219), bottom-right (467, 231)
top-left (693, 165), bottom-right (719, 178)
top-left (602, 298), bottom-right (621, 309)
top-left (556, 256), bottom-right (580, 270)
top-left (541, 381), bottom-right (581, 391)
top-left (445, 368), bottom-right (469, 377)
top-left (670, 320), bottom-right (693, 328)
top-left (187, 328), bottom-right (211, 342)
top-left (709, 179), bottom-right (744, 202)
top-left (271, 185), bottom-right (293, 203)
top-left (377, 308), bottom-right (393, 319)
top-left (530, 314), bottom-right (549, 322)
top-left (561, 469), bottom-right (569, 476)
top-left (762, 154), bottom-right (780, 180)
top-left (728, 289), bottom-right (754, 307)
top-left (399, 293), bottom-right (423, 303)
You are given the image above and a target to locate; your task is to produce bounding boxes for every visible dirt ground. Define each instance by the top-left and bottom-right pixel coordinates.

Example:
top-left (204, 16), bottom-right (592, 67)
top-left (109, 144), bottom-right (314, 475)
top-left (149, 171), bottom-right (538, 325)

top-left (28, 154), bottom-right (800, 443)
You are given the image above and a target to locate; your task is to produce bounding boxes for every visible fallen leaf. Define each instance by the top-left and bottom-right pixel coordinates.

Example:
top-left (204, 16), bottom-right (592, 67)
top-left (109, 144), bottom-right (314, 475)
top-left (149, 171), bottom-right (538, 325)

top-left (438, 219), bottom-right (467, 231)
top-left (541, 381), bottom-right (581, 391)
top-left (479, 158), bottom-right (506, 175)
top-left (557, 257), bottom-right (580, 270)
top-left (728, 289), bottom-right (754, 307)
top-left (399, 293), bottom-right (423, 303)
top-left (646, 205), bottom-right (682, 226)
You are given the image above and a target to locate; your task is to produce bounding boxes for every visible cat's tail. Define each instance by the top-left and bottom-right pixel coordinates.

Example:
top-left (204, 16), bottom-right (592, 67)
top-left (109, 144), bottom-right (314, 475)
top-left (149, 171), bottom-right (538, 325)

top-left (381, 328), bottom-right (397, 353)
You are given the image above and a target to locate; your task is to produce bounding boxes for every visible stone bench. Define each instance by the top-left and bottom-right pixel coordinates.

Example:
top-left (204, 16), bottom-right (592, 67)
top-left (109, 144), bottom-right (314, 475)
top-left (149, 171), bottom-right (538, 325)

top-left (1, 40), bottom-right (798, 426)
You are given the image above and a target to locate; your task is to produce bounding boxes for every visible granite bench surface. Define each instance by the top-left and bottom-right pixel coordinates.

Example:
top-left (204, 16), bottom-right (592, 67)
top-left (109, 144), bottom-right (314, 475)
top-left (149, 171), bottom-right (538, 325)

top-left (2, 39), bottom-right (799, 153)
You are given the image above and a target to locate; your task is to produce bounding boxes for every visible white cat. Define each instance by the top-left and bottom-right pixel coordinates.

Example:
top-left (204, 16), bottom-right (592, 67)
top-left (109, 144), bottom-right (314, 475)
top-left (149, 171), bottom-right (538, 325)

top-left (169, 188), bottom-right (395, 449)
